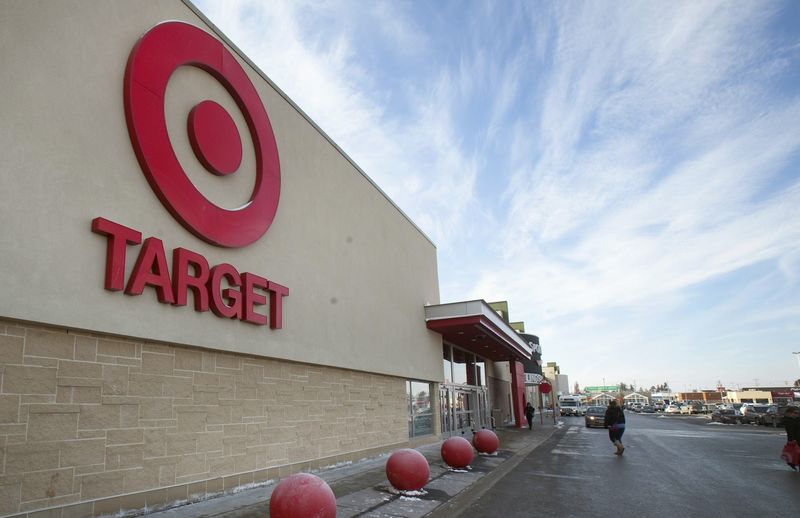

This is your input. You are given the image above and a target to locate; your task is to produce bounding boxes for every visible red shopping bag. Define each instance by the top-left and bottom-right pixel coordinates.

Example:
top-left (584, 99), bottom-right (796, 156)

top-left (780, 440), bottom-right (800, 466)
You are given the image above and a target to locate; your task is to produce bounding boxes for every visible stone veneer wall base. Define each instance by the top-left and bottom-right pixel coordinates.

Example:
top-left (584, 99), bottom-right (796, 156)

top-left (0, 318), bottom-right (437, 518)
top-left (4, 434), bottom-right (440, 518)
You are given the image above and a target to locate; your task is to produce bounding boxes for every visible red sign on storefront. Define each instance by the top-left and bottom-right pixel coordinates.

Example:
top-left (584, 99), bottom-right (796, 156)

top-left (93, 22), bottom-right (288, 328)
top-left (123, 21), bottom-right (281, 248)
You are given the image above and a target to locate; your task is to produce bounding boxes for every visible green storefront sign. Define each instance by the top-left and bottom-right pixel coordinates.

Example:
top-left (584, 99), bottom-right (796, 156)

top-left (584, 386), bottom-right (619, 392)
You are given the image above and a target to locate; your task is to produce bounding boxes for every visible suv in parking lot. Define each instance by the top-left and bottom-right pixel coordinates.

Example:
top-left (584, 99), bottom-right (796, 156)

top-left (711, 408), bottom-right (739, 424)
top-left (740, 404), bottom-right (770, 424)
top-left (757, 405), bottom-right (794, 427)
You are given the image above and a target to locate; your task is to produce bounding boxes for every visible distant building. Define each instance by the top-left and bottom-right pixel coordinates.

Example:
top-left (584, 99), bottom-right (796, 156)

top-left (724, 390), bottom-right (773, 404)
top-left (675, 391), bottom-right (722, 403)
top-left (591, 393), bottom-right (615, 406)
top-left (650, 391), bottom-right (675, 404)
top-left (542, 362), bottom-right (570, 398)
top-left (556, 374), bottom-right (570, 396)
top-left (741, 387), bottom-right (800, 405)
top-left (623, 393), bottom-right (649, 406)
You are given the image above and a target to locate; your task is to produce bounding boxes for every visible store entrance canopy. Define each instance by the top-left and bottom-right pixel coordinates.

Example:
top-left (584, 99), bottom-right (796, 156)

top-left (425, 300), bottom-right (533, 361)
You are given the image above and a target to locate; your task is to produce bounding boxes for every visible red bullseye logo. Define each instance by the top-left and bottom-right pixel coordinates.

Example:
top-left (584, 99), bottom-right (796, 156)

top-left (124, 21), bottom-right (280, 248)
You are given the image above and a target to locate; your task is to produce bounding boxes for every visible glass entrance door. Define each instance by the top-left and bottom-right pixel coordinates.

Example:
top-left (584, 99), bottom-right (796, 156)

top-left (439, 386), bottom-right (453, 436)
top-left (441, 385), bottom-right (491, 436)
top-left (476, 387), bottom-right (489, 428)
top-left (454, 388), bottom-right (475, 432)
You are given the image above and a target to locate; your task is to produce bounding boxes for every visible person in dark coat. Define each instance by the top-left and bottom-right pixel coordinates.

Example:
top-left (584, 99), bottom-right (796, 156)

top-left (785, 406), bottom-right (800, 442)
top-left (525, 402), bottom-right (535, 430)
top-left (783, 406), bottom-right (800, 470)
top-left (604, 400), bottom-right (626, 455)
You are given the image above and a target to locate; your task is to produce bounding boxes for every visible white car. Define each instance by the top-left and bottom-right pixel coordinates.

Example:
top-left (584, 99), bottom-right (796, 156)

top-left (665, 404), bottom-right (681, 414)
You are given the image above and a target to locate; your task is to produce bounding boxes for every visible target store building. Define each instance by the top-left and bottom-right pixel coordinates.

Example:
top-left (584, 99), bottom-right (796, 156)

top-left (0, 2), bottom-right (532, 516)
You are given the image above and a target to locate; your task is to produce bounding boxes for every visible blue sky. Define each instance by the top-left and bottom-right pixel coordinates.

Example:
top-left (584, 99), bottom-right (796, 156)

top-left (194, 0), bottom-right (800, 392)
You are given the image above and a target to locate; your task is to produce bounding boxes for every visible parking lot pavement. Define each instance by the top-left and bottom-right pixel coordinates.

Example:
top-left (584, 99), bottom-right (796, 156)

top-left (143, 419), bottom-right (559, 518)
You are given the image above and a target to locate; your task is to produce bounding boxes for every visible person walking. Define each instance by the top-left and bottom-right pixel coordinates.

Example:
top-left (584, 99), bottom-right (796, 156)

top-left (525, 402), bottom-right (535, 430)
top-left (604, 400), bottom-right (626, 455)
top-left (782, 406), bottom-right (800, 470)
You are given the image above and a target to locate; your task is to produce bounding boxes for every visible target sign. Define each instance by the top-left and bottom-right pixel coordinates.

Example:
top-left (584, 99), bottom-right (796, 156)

top-left (124, 21), bottom-right (280, 248)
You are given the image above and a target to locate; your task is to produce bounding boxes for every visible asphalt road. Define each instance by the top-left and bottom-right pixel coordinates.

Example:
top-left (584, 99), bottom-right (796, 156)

top-left (459, 413), bottom-right (800, 518)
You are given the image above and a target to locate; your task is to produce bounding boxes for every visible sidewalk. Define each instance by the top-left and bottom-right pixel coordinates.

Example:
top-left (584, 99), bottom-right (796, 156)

top-left (144, 417), bottom-right (561, 518)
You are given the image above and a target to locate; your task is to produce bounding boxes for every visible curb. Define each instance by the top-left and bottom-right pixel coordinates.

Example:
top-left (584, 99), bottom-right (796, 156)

top-left (423, 425), bottom-right (560, 518)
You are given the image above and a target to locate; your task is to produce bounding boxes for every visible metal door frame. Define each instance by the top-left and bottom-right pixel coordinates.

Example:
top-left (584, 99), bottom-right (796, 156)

top-left (440, 384), bottom-right (490, 436)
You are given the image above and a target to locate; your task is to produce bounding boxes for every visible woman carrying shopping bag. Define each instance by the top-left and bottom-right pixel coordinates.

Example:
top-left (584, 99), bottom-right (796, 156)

top-left (604, 400), bottom-right (626, 455)
top-left (781, 406), bottom-right (800, 471)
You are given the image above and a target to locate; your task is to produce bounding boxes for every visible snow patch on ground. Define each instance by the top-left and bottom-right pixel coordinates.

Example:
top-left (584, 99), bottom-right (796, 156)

top-left (232, 480), bottom-right (273, 493)
top-left (317, 460), bottom-right (353, 471)
top-left (448, 466), bottom-right (472, 472)
top-left (387, 487), bottom-right (428, 496)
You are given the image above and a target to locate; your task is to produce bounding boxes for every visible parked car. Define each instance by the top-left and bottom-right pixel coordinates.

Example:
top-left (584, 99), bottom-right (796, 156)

top-left (642, 405), bottom-right (655, 413)
top-left (699, 403), bottom-right (717, 414)
top-left (689, 401), bottom-right (707, 414)
top-left (665, 404), bottom-right (681, 414)
top-left (711, 408), bottom-right (739, 424)
top-left (585, 406), bottom-right (606, 428)
top-left (740, 404), bottom-right (770, 424)
top-left (757, 405), bottom-right (794, 427)
top-left (631, 403), bottom-right (643, 413)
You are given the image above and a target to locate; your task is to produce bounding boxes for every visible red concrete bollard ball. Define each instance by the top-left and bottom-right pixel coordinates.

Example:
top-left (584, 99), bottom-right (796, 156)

top-left (441, 436), bottom-right (474, 469)
top-left (385, 448), bottom-right (430, 491)
top-left (473, 429), bottom-right (499, 454)
top-left (269, 473), bottom-right (336, 518)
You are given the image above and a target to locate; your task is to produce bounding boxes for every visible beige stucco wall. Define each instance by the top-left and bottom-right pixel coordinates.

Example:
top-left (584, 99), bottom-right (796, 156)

top-left (0, 1), bottom-right (441, 382)
top-left (0, 318), bottom-right (426, 517)
top-left (724, 390), bottom-right (773, 404)
top-left (487, 361), bottom-right (513, 424)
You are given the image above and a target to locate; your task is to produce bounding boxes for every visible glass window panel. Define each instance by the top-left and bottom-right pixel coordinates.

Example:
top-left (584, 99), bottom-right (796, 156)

top-left (406, 381), bottom-right (413, 437)
top-left (451, 348), bottom-right (475, 386)
top-left (475, 358), bottom-right (486, 387)
top-left (443, 345), bottom-right (452, 384)
top-left (452, 348), bottom-right (467, 385)
top-left (408, 381), bottom-right (433, 437)
top-left (466, 354), bottom-right (476, 385)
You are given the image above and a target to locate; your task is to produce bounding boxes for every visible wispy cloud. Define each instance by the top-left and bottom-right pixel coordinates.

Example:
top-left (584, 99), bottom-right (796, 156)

top-left (195, 0), bottom-right (478, 248)
top-left (194, 0), bottom-right (800, 388)
top-left (479, 1), bottom-right (800, 318)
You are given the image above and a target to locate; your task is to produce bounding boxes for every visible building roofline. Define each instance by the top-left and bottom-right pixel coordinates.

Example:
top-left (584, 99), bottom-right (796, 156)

top-left (181, 0), bottom-right (436, 248)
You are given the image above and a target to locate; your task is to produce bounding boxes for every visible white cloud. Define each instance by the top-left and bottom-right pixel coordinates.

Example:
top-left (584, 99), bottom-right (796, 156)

top-left (195, 0), bottom-right (478, 248)
top-left (485, 1), bottom-right (800, 318)
top-left (193, 0), bottom-right (800, 389)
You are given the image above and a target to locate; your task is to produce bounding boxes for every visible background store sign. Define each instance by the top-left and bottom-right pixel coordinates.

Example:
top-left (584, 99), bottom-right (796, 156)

top-left (92, 21), bottom-right (288, 329)
top-left (525, 373), bottom-right (544, 386)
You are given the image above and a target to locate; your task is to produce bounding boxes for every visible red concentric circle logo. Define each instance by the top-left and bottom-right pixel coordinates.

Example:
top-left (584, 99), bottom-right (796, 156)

top-left (124, 21), bottom-right (280, 248)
